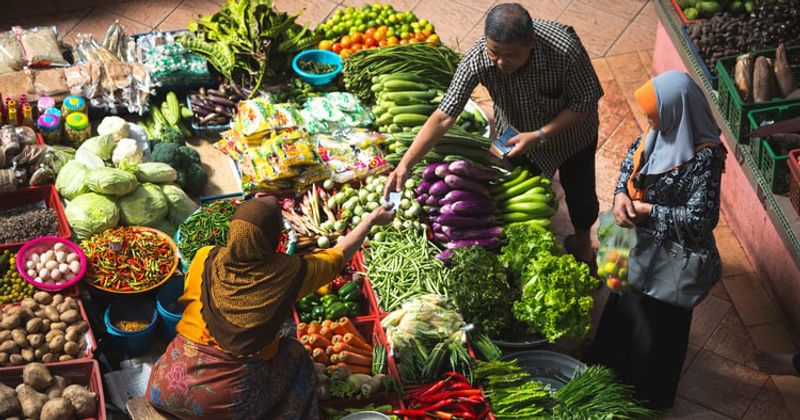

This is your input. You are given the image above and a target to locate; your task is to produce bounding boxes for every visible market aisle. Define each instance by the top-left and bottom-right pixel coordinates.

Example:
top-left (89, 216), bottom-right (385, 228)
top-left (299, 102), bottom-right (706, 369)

top-left (3, 0), bottom-right (798, 419)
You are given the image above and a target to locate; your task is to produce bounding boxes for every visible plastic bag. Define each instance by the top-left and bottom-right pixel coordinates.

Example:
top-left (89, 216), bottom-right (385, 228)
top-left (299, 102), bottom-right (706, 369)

top-left (0, 31), bottom-right (24, 74)
top-left (271, 131), bottom-right (318, 167)
top-left (596, 211), bottom-right (636, 292)
top-left (234, 98), bottom-right (303, 137)
top-left (15, 26), bottom-right (67, 67)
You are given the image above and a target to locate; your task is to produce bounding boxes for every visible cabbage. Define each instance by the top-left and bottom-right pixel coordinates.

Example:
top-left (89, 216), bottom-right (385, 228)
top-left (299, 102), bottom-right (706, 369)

top-left (87, 167), bottom-right (138, 196)
top-left (77, 134), bottom-right (116, 160)
top-left (146, 218), bottom-right (177, 237)
top-left (65, 193), bottom-right (120, 240)
top-left (136, 162), bottom-right (177, 184)
top-left (118, 183), bottom-right (168, 226)
top-left (161, 184), bottom-right (198, 225)
top-left (55, 161), bottom-right (90, 200)
top-left (112, 138), bottom-right (143, 166)
top-left (74, 147), bottom-right (105, 169)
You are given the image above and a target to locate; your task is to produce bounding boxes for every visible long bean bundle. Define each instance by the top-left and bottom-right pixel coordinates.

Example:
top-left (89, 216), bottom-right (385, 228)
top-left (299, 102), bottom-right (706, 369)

top-left (364, 229), bottom-right (447, 311)
top-left (342, 43), bottom-right (462, 103)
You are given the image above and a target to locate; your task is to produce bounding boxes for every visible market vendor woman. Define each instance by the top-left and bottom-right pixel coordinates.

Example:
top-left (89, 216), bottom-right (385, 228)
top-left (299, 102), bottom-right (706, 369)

top-left (385, 2), bottom-right (604, 267)
top-left (146, 196), bottom-right (394, 419)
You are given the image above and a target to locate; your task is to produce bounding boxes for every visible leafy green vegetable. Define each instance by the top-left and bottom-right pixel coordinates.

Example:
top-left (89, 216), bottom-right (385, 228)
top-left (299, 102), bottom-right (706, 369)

top-left (552, 366), bottom-right (656, 419)
top-left (475, 360), bottom-right (551, 418)
top-left (512, 254), bottom-right (596, 342)
top-left (444, 246), bottom-right (516, 337)
top-left (500, 222), bottom-right (560, 283)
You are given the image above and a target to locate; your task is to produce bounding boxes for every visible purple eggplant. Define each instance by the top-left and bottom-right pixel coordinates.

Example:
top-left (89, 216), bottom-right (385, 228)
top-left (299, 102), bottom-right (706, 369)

top-left (443, 238), bottom-right (500, 249)
top-left (436, 249), bottom-right (454, 265)
top-left (416, 181), bottom-right (432, 195)
top-left (440, 203), bottom-right (452, 215)
top-left (448, 160), bottom-right (498, 182)
top-left (435, 214), bottom-right (495, 228)
top-left (442, 226), bottom-right (502, 240)
top-left (423, 163), bottom-right (448, 181)
top-left (451, 200), bottom-right (495, 216)
top-left (433, 232), bottom-right (449, 243)
top-left (439, 190), bottom-right (492, 206)
top-left (444, 175), bottom-right (490, 198)
top-left (434, 164), bottom-right (451, 178)
top-left (425, 195), bottom-right (440, 206)
top-left (428, 180), bottom-right (450, 197)
top-left (416, 193), bottom-right (429, 205)
top-left (432, 222), bottom-right (443, 233)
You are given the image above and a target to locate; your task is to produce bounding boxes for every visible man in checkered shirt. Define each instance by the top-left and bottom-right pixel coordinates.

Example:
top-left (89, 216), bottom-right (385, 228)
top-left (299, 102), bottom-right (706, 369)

top-left (386, 3), bottom-right (604, 268)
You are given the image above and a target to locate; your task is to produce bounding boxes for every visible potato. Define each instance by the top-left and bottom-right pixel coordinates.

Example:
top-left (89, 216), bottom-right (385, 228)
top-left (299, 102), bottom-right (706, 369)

top-left (34, 348), bottom-right (44, 360)
top-left (1, 313), bottom-right (21, 329)
top-left (25, 318), bottom-right (43, 334)
top-left (40, 397), bottom-right (75, 420)
top-left (20, 298), bottom-right (38, 312)
top-left (64, 329), bottom-right (80, 343)
top-left (0, 382), bottom-right (20, 417)
top-left (0, 352), bottom-right (8, 364)
top-left (56, 302), bottom-right (69, 314)
top-left (42, 319), bottom-right (51, 332)
top-left (50, 322), bottom-right (66, 331)
top-left (62, 385), bottom-right (97, 418)
top-left (8, 354), bottom-right (23, 365)
top-left (16, 384), bottom-right (48, 419)
top-left (45, 330), bottom-right (64, 343)
top-left (28, 333), bottom-right (44, 348)
top-left (0, 340), bottom-right (19, 354)
top-left (59, 310), bottom-right (79, 324)
top-left (43, 307), bottom-right (60, 323)
top-left (33, 291), bottom-right (53, 305)
top-left (46, 376), bottom-right (67, 399)
top-left (48, 336), bottom-right (65, 353)
top-left (11, 329), bottom-right (28, 349)
top-left (51, 294), bottom-right (64, 305)
top-left (63, 342), bottom-right (80, 357)
top-left (23, 362), bottom-right (53, 391)
top-left (0, 330), bottom-right (10, 342)
top-left (42, 353), bottom-right (56, 363)
top-left (67, 321), bottom-right (87, 334)
top-left (58, 355), bottom-right (73, 362)
top-left (34, 310), bottom-right (45, 319)
top-left (63, 297), bottom-right (77, 311)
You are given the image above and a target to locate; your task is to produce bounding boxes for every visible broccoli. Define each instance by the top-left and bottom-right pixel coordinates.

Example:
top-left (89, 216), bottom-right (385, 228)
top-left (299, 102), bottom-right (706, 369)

top-left (183, 163), bottom-right (208, 196)
top-left (152, 126), bottom-right (184, 145)
top-left (175, 171), bottom-right (186, 188)
top-left (178, 146), bottom-right (200, 167)
top-left (151, 142), bottom-right (184, 168)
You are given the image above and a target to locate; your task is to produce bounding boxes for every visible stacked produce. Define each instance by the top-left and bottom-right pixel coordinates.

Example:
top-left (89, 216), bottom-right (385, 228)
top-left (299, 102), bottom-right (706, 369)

top-left (416, 160), bottom-right (501, 254)
top-left (0, 292), bottom-right (89, 365)
top-left (300, 318), bottom-right (374, 372)
top-left (394, 372), bottom-right (490, 419)
top-left (150, 142), bottom-right (208, 197)
top-left (381, 294), bottom-right (473, 384)
top-left (139, 91), bottom-right (193, 141)
top-left (491, 166), bottom-right (558, 228)
top-left (734, 43), bottom-right (799, 103)
top-left (188, 83), bottom-right (247, 128)
top-left (676, 0), bottom-right (752, 20)
top-left (180, 0), bottom-right (321, 92)
top-left (313, 362), bottom-right (390, 400)
top-left (386, 127), bottom-right (496, 170)
top-left (317, 4), bottom-right (438, 52)
top-left (0, 363), bottom-right (99, 419)
top-left (176, 200), bottom-right (237, 264)
top-left (0, 250), bottom-right (35, 304)
top-left (295, 270), bottom-right (366, 323)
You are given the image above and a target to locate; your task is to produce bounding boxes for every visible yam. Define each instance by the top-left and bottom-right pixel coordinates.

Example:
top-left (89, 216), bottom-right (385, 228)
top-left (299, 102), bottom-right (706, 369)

top-left (16, 384), bottom-right (48, 419)
top-left (11, 329), bottom-right (29, 348)
top-left (23, 363), bottom-right (53, 391)
top-left (43, 307), bottom-right (60, 322)
top-left (40, 398), bottom-right (75, 420)
top-left (59, 310), bottom-right (79, 324)
top-left (48, 336), bottom-right (65, 353)
top-left (0, 382), bottom-right (20, 417)
top-left (33, 291), bottom-right (53, 305)
top-left (735, 53), bottom-right (754, 102)
top-left (774, 43), bottom-right (796, 98)
top-left (62, 385), bottom-right (97, 418)
top-left (0, 340), bottom-right (19, 354)
top-left (46, 376), bottom-right (67, 399)
top-left (754, 56), bottom-right (777, 102)
top-left (26, 318), bottom-right (43, 334)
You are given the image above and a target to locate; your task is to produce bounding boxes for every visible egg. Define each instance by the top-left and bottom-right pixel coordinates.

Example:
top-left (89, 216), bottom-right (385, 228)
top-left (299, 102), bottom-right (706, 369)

top-left (53, 242), bottom-right (65, 252)
top-left (55, 251), bottom-right (66, 263)
top-left (34, 277), bottom-right (42, 283)
top-left (39, 268), bottom-right (50, 280)
top-left (31, 253), bottom-right (39, 264)
top-left (69, 261), bottom-right (81, 274)
top-left (27, 269), bottom-right (36, 278)
top-left (66, 253), bottom-right (78, 263)
top-left (25, 260), bottom-right (34, 270)
top-left (58, 263), bottom-right (69, 274)
top-left (51, 269), bottom-right (62, 281)
top-left (65, 273), bottom-right (76, 281)
top-left (42, 251), bottom-right (54, 262)
top-left (45, 260), bottom-right (58, 270)
top-left (36, 262), bottom-right (44, 271)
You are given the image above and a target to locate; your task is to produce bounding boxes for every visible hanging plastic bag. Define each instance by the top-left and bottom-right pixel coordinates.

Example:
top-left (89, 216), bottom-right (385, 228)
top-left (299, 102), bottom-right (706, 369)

top-left (596, 210), bottom-right (636, 293)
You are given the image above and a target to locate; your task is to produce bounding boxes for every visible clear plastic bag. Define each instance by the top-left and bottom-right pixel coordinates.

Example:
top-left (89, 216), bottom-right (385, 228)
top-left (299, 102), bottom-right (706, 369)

top-left (596, 210), bottom-right (636, 293)
top-left (16, 26), bottom-right (67, 67)
top-left (0, 31), bottom-right (25, 74)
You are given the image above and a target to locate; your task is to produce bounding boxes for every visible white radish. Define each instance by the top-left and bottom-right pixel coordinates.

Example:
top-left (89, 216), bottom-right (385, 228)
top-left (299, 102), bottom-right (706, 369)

top-left (69, 261), bottom-right (81, 274)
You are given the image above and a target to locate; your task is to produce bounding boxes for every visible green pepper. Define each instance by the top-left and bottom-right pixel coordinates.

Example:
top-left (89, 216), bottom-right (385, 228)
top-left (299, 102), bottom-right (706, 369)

top-left (341, 289), bottom-right (361, 303)
top-left (299, 294), bottom-right (319, 307)
top-left (311, 305), bottom-right (326, 321)
top-left (299, 311), bottom-right (313, 323)
top-left (337, 282), bottom-right (358, 298)
top-left (344, 301), bottom-right (359, 317)
top-left (325, 302), bottom-right (348, 320)
top-left (320, 294), bottom-right (340, 307)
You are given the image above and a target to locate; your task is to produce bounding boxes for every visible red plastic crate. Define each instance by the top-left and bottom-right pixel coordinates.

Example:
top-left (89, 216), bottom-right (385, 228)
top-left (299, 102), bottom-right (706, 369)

top-left (351, 250), bottom-right (388, 317)
top-left (0, 185), bottom-right (71, 251)
top-left (671, 0), bottom-right (706, 23)
top-left (0, 358), bottom-right (107, 420)
top-left (789, 150), bottom-right (800, 217)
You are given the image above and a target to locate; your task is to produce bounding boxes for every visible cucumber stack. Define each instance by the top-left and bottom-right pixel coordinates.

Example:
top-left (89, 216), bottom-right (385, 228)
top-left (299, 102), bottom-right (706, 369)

top-left (491, 167), bottom-right (559, 229)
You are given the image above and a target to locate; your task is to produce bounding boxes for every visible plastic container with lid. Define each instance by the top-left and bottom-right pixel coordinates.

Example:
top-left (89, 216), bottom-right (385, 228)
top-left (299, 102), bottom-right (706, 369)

top-left (37, 96), bottom-right (55, 114)
top-left (37, 113), bottom-right (61, 144)
top-left (61, 95), bottom-right (87, 116)
top-left (44, 107), bottom-right (61, 119)
top-left (65, 112), bottom-right (91, 147)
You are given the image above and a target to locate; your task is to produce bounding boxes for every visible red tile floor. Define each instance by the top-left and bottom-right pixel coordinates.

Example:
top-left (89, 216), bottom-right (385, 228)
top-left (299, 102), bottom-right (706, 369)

top-left (3, 1), bottom-right (799, 418)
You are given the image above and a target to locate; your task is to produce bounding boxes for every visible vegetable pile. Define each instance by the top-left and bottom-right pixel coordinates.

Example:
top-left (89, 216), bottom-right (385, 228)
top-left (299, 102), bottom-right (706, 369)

top-left (733, 43), bottom-right (799, 104)
top-left (297, 58), bottom-right (337, 74)
top-left (491, 166), bottom-right (557, 228)
top-left (176, 200), bottom-right (237, 263)
top-left (393, 372), bottom-right (490, 419)
top-left (296, 271), bottom-right (366, 323)
top-left (0, 362), bottom-right (98, 420)
top-left (81, 226), bottom-right (176, 292)
top-left (386, 127), bottom-right (497, 170)
top-left (300, 317), bottom-right (374, 374)
top-left (0, 250), bottom-right (34, 304)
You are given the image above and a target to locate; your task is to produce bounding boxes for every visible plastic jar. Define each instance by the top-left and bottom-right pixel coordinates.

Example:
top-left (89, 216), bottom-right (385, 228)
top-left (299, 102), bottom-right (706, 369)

top-left (37, 97), bottom-right (55, 115)
top-left (65, 112), bottom-right (91, 147)
top-left (61, 96), bottom-right (87, 116)
top-left (37, 114), bottom-right (61, 144)
top-left (44, 107), bottom-right (61, 119)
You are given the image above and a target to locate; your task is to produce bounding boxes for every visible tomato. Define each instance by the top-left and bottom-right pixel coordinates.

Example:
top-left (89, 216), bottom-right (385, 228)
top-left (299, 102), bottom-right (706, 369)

top-left (426, 34), bottom-right (440, 46)
top-left (408, 38), bottom-right (419, 44)
top-left (415, 31), bottom-right (427, 42)
top-left (365, 27), bottom-right (376, 37)
top-left (378, 39), bottom-right (388, 47)
top-left (331, 43), bottom-right (343, 54)
top-left (422, 29), bottom-right (432, 37)
top-left (352, 33), bottom-right (364, 44)
top-left (387, 36), bottom-right (399, 46)
top-left (374, 31), bottom-right (386, 42)
top-left (340, 35), bottom-right (353, 48)
top-left (318, 40), bottom-right (333, 51)
top-left (378, 25), bottom-right (389, 33)
top-left (399, 39), bottom-right (408, 45)
top-left (340, 48), bottom-right (353, 58)
top-left (351, 43), bottom-right (363, 51)
top-left (365, 36), bottom-right (378, 48)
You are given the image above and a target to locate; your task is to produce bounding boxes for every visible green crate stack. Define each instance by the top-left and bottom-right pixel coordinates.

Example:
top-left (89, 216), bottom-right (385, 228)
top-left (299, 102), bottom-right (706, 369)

top-left (747, 103), bottom-right (800, 194)
top-left (716, 45), bottom-right (800, 145)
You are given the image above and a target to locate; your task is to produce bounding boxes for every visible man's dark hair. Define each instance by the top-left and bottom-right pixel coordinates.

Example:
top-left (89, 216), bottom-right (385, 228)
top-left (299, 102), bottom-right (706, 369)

top-left (484, 3), bottom-right (535, 44)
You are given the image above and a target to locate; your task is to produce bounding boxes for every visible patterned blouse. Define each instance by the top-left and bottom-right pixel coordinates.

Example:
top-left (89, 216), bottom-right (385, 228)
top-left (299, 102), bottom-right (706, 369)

top-left (614, 137), bottom-right (724, 280)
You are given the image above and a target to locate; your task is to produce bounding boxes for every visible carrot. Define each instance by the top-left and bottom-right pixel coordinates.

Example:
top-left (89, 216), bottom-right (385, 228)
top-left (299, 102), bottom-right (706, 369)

top-left (336, 362), bottom-right (371, 375)
top-left (343, 333), bottom-right (372, 352)
top-left (319, 327), bottom-right (333, 340)
top-left (308, 334), bottom-right (332, 349)
top-left (307, 324), bottom-right (320, 335)
top-left (304, 344), bottom-right (313, 352)
top-left (335, 317), bottom-right (365, 341)
top-left (333, 342), bottom-right (371, 358)
top-left (321, 319), bottom-right (333, 329)
top-left (331, 334), bottom-right (344, 344)
top-left (312, 348), bottom-right (330, 365)
top-left (300, 335), bottom-right (311, 345)
top-left (330, 353), bottom-right (340, 364)
top-left (338, 351), bottom-right (372, 366)
top-left (326, 345), bottom-right (335, 356)
top-left (297, 322), bottom-right (309, 336)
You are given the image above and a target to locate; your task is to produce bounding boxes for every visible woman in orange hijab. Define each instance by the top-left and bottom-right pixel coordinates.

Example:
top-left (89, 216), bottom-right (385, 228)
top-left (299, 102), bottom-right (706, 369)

top-left (146, 196), bottom-right (394, 419)
top-left (587, 71), bottom-right (725, 410)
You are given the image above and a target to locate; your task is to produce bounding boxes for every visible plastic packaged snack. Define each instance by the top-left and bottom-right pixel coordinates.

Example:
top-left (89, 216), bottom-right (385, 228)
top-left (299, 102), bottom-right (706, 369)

top-left (234, 98), bottom-right (303, 137)
top-left (16, 26), bottom-right (67, 67)
top-left (271, 130), bottom-right (318, 167)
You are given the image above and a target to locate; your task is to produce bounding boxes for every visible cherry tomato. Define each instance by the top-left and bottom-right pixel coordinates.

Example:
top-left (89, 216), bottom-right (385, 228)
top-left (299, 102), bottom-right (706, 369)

top-left (365, 36), bottom-right (378, 48)
top-left (408, 38), bottom-right (419, 44)
top-left (374, 31), bottom-right (385, 42)
top-left (399, 39), bottom-right (408, 45)
top-left (340, 48), bottom-right (353, 58)
top-left (352, 33), bottom-right (364, 44)
top-left (365, 28), bottom-right (376, 37)
top-left (378, 25), bottom-right (389, 34)
top-left (378, 39), bottom-right (388, 47)
top-left (332, 43), bottom-right (343, 54)
top-left (415, 31), bottom-right (426, 41)
top-left (340, 35), bottom-right (353, 48)
top-left (426, 34), bottom-right (440, 46)
top-left (351, 43), bottom-right (363, 51)
top-left (318, 40), bottom-right (333, 50)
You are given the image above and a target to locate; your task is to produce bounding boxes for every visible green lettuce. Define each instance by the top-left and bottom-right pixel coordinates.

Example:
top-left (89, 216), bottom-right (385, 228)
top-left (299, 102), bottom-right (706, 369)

top-left (500, 222), bottom-right (560, 282)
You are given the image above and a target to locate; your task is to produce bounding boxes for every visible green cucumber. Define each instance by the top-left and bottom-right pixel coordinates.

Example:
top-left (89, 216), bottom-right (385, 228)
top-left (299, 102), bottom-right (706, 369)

top-left (388, 104), bottom-right (436, 116)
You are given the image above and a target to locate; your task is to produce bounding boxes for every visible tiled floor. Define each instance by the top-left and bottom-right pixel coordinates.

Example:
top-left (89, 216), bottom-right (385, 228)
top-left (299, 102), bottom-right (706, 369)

top-left (3, 0), bottom-right (799, 418)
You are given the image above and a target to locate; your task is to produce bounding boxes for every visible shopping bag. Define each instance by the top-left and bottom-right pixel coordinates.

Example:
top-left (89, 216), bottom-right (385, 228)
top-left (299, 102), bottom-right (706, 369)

top-left (596, 210), bottom-right (636, 293)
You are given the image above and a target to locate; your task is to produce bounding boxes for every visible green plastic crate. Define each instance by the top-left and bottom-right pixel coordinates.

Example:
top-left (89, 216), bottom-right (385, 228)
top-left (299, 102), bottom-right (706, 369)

top-left (748, 103), bottom-right (800, 194)
top-left (749, 135), bottom-right (763, 166)
top-left (716, 45), bottom-right (800, 145)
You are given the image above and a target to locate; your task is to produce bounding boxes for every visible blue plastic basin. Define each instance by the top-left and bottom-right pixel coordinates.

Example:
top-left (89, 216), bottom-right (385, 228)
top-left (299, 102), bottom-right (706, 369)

top-left (156, 275), bottom-right (185, 341)
top-left (104, 298), bottom-right (158, 356)
top-left (292, 49), bottom-right (343, 86)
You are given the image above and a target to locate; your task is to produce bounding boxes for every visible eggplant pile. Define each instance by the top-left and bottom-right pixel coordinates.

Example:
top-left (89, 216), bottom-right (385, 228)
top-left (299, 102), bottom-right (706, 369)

top-left (188, 83), bottom-right (247, 126)
top-left (417, 160), bottom-right (501, 259)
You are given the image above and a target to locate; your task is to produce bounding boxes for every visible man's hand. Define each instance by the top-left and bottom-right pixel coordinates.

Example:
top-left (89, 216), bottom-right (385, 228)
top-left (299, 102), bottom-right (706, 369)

top-left (384, 164), bottom-right (409, 198)
top-left (506, 130), bottom-right (543, 158)
top-left (365, 203), bottom-right (396, 226)
top-left (613, 193), bottom-right (637, 228)
top-left (631, 200), bottom-right (652, 223)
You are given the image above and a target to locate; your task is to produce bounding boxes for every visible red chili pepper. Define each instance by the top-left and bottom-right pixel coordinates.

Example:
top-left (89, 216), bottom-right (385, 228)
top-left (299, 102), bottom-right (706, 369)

top-left (417, 389), bottom-right (483, 403)
top-left (443, 372), bottom-right (470, 384)
top-left (446, 382), bottom-right (474, 392)
top-left (477, 407), bottom-right (490, 420)
top-left (414, 398), bottom-right (461, 412)
top-left (432, 411), bottom-right (476, 420)
top-left (386, 409), bottom-right (427, 418)
top-left (417, 377), bottom-right (452, 399)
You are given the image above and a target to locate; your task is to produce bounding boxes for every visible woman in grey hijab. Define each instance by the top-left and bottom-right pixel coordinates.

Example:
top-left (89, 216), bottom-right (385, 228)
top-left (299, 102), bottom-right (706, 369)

top-left (587, 71), bottom-right (725, 410)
